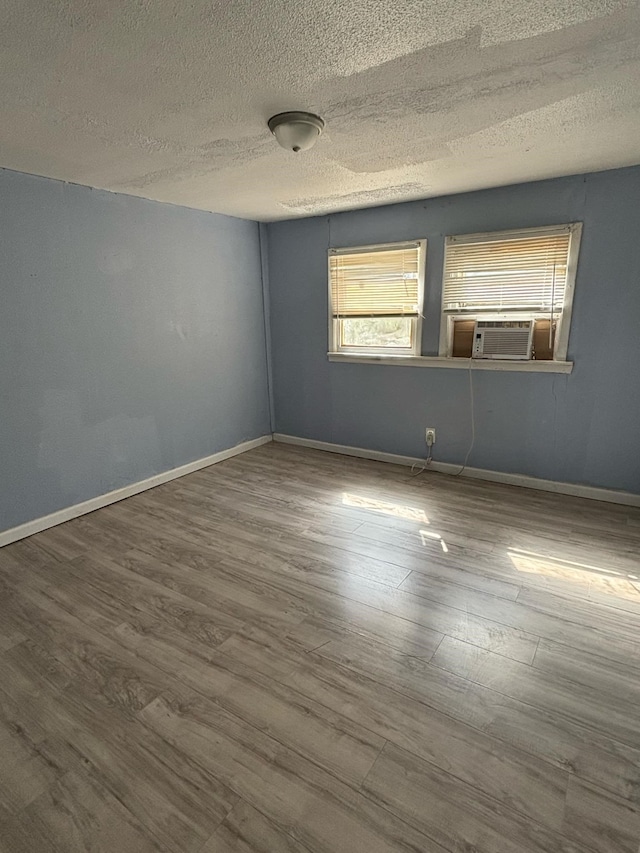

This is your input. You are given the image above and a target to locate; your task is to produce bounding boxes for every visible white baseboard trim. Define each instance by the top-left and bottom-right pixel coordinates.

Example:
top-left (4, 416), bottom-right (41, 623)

top-left (0, 435), bottom-right (272, 548)
top-left (273, 433), bottom-right (640, 507)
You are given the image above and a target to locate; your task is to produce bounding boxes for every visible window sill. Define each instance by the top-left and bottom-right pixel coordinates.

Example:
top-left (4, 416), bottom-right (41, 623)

top-left (327, 353), bottom-right (573, 373)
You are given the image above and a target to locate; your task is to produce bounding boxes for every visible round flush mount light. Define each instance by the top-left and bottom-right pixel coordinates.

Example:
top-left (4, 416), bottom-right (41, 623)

top-left (268, 111), bottom-right (325, 152)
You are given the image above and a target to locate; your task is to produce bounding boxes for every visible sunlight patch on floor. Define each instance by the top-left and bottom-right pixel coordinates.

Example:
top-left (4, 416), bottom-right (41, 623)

top-left (342, 493), bottom-right (428, 523)
top-left (508, 548), bottom-right (640, 598)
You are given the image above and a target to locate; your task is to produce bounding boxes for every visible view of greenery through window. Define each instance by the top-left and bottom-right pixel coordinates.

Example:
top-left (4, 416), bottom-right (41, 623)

top-left (341, 317), bottom-right (412, 348)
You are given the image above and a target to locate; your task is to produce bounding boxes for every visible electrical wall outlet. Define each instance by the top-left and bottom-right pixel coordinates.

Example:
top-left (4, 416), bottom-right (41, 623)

top-left (425, 428), bottom-right (436, 446)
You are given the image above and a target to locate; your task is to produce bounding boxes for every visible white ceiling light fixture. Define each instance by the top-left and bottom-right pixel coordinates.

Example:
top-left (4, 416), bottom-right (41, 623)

top-left (268, 111), bottom-right (325, 153)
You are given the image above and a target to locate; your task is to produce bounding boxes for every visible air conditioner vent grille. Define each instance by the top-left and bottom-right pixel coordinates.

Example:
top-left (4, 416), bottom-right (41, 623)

top-left (473, 320), bottom-right (532, 360)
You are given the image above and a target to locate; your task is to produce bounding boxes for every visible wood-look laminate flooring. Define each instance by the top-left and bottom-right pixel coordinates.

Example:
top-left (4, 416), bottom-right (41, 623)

top-left (1, 441), bottom-right (639, 853)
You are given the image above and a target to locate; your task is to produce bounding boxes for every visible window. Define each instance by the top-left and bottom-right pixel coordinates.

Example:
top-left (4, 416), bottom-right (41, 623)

top-left (439, 224), bottom-right (582, 362)
top-left (329, 241), bottom-right (426, 356)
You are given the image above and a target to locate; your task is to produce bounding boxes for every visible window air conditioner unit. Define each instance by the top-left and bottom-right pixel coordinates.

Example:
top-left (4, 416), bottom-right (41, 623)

top-left (472, 320), bottom-right (533, 360)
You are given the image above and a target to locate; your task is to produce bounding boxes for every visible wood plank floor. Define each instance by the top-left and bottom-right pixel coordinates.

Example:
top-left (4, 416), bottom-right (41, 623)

top-left (1, 441), bottom-right (639, 853)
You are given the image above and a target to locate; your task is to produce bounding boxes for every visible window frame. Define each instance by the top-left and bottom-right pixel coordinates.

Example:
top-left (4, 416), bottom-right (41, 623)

top-left (438, 223), bottom-right (583, 362)
top-left (328, 239), bottom-right (427, 357)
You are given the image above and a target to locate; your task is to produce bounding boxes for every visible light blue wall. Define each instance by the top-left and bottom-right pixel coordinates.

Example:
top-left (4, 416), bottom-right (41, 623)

top-left (0, 168), bottom-right (271, 533)
top-left (267, 167), bottom-right (640, 494)
top-left (3, 164), bottom-right (638, 532)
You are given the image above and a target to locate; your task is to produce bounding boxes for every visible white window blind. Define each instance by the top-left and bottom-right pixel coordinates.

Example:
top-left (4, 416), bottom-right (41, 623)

top-left (330, 244), bottom-right (420, 317)
top-left (442, 228), bottom-right (572, 314)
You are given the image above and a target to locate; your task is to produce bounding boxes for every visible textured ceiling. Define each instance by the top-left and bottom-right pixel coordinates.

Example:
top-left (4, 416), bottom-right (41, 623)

top-left (1, 1), bottom-right (640, 220)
